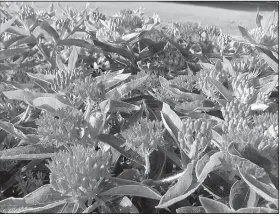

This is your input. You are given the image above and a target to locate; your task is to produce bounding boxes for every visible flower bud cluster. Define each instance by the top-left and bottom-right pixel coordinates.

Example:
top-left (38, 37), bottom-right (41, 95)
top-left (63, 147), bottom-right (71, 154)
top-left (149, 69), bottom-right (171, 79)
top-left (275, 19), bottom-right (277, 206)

top-left (169, 75), bottom-right (195, 92)
top-left (221, 98), bottom-right (251, 132)
top-left (253, 111), bottom-right (278, 130)
top-left (47, 145), bottom-right (111, 201)
top-left (72, 76), bottom-right (106, 103)
top-left (36, 107), bottom-right (84, 147)
top-left (178, 118), bottom-right (212, 159)
top-left (89, 9), bottom-right (106, 23)
top-left (230, 74), bottom-right (256, 104)
top-left (231, 55), bottom-right (267, 74)
top-left (51, 69), bottom-right (78, 93)
top-left (121, 118), bottom-right (164, 157)
top-left (18, 4), bottom-right (36, 21)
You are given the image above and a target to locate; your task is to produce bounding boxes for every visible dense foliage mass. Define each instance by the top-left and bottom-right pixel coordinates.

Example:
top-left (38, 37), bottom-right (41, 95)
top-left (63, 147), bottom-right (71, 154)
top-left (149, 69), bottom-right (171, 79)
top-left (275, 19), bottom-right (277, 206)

top-left (0, 2), bottom-right (278, 213)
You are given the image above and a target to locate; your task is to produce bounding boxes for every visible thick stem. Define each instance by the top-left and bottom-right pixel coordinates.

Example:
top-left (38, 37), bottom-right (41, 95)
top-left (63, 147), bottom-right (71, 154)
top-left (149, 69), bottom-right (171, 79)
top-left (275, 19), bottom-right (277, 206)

top-left (144, 154), bottom-right (151, 176)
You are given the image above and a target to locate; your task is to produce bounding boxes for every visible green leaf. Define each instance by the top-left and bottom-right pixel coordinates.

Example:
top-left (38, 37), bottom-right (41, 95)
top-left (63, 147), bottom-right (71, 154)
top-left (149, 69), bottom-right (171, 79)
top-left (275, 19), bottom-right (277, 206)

top-left (158, 146), bottom-right (182, 168)
top-left (156, 162), bottom-right (197, 208)
top-left (106, 196), bottom-right (139, 213)
top-left (223, 56), bottom-right (236, 77)
top-left (13, 35), bottom-right (36, 47)
top-left (263, 10), bottom-right (276, 36)
top-left (105, 75), bottom-right (149, 100)
top-left (67, 46), bottom-right (78, 72)
top-left (236, 207), bottom-right (278, 213)
top-left (99, 185), bottom-right (162, 200)
top-left (176, 206), bottom-right (205, 213)
top-left (2, 35), bottom-right (26, 48)
top-left (96, 134), bottom-right (145, 166)
top-left (0, 16), bottom-right (17, 35)
top-left (207, 77), bottom-right (233, 101)
top-left (0, 120), bottom-right (28, 140)
top-left (0, 144), bottom-right (57, 160)
top-left (229, 180), bottom-right (259, 210)
top-left (117, 169), bottom-right (141, 182)
top-left (196, 151), bottom-right (224, 182)
top-left (0, 184), bottom-right (67, 213)
top-left (88, 112), bottom-right (106, 138)
top-left (0, 47), bottom-right (29, 60)
top-left (99, 99), bottom-right (140, 114)
top-left (26, 73), bottom-right (55, 84)
top-left (56, 54), bottom-right (67, 71)
top-left (27, 97), bottom-right (74, 113)
top-left (6, 26), bottom-right (30, 36)
top-left (40, 21), bottom-right (60, 43)
top-left (238, 26), bottom-right (257, 44)
top-left (257, 49), bottom-right (279, 73)
top-left (58, 39), bottom-right (101, 52)
top-left (256, 7), bottom-right (263, 28)
top-left (238, 167), bottom-right (278, 206)
top-left (160, 102), bottom-right (183, 142)
top-left (199, 196), bottom-right (235, 213)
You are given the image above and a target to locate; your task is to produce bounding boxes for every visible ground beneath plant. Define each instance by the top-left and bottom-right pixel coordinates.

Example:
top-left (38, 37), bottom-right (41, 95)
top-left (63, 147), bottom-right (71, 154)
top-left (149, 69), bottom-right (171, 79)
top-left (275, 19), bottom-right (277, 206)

top-left (25, 1), bottom-right (278, 36)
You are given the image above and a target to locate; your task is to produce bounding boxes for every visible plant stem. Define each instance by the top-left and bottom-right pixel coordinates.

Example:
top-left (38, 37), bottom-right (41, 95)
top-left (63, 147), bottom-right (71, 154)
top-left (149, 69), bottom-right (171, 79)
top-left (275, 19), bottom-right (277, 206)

top-left (144, 154), bottom-right (151, 176)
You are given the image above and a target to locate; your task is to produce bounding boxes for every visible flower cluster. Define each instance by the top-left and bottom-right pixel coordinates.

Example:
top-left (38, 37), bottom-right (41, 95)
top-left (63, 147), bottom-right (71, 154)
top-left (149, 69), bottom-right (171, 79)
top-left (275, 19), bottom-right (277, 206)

top-left (18, 4), bottom-right (36, 21)
top-left (51, 69), bottom-right (79, 93)
top-left (178, 118), bottom-right (212, 159)
top-left (231, 54), bottom-right (267, 74)
top-left (35, 107), bottom-right (84, 147)
top-left (229, 74), bottom-right (256, 104)
top-left (221, 98), bottom-right (251, 132)
top-left (47, 145), bottom-right (111, 208)
top-left (121, 118), bottom-right (164, 157)
top-left (15, 171), bottom-right (45, 196)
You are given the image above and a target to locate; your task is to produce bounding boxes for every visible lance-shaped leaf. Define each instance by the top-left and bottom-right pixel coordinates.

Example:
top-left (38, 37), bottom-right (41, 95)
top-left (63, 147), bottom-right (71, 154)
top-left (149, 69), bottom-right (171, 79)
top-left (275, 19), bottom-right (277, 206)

top-left (26, 73), bottom-right (55, 84)
top-left (6, 26), bottom-right (30, 36)
top-left (0, 120), bottom-right (28, 140)
top-left (238, 167), bottom-right (278, 206)
top-left (199, 196), bottom-right (235, 213)
top-left (256, 7), bottom-right (263, 28)
top-left (161, 102), bottom-right (183, 142)
top-left (257, 48), bottom-right (279, 73)
top-left (13, 35), bottom-right (36, 47)
top-left (58, 39), bottom-right (101, 52)
top-left (263, 10), bottom-right (276, 36)
top-left (40, 21), bottom-right (60, 43)
top-left (156, 162), bottom-right (200, 208)
top-left (236, 207), bottom-right (278, 213)
top-left (207, 77), bottom-right (233, 101)
top-left (96, 134), bottom-right (145, 166)
top-left (195, 151), bottom-right (224, 183)
top-left (67, 46), bottom-right (78, 72)
top-left (0, 184), bottom-right (68, 213)
top-left (107, 196), bottom-right (139, 213)
top-left (229, 179), bottom-right (259, 210)
top-left (27, 97), bottom-right (74, 114)
top-left (0, 47), bottom-right (29, 60)
top-left (238, 26), bottom-right (258, 44)
top-left (223, 56), bottom-right (236, 77)
top-left (56, 54), bottom-right (67, 71)
top-left (105, 75), bottom-right (149, 100)
top-left (99, 185), bottom-right (162, 200)
top-left (88, 112), bottom-right (106, 139)
top-left (0, 16), bottom-right (17, 35)
top-left (102, 73), bottom-right (131, 89)
top-left (99, 99), bottom-right (140, 114)
top-left (0, 144), bottom-right (58, 160)
top-left (121, 104), bottom-right (144, 131)
top-left (176, 206), bottom-right (205, 213)
top-left (2, 35), bottom-right (26, 48)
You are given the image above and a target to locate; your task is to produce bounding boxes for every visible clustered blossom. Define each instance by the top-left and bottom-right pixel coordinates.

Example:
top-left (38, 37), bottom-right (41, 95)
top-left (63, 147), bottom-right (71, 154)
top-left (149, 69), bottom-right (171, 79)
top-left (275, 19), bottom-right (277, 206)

top-left (51, 69), bottom-right (79, 93)
top-left (221, 98), bottom-right (251, 133)
top-left (178, 118), bottom-right (212, 160)
top-left (18, 4), bottom-right (36, 21)
top-left (47, 145), bottom-right (111, 209)
top-left (121, 118), bottom-right (164, 157)
top-left (36, 107), bottom-right (84, 147)
top-left (231, 54), bottom-right (267, 74)
top-left (229, 74), bottom-right (256, 104)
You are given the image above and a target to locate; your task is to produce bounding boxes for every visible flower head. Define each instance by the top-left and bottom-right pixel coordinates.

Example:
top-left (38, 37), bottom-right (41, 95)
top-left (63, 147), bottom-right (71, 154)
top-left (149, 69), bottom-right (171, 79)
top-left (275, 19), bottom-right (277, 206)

top-left (47, 145), bottom-right (111, 205)
top-left (121, 118), bottom-right (164, 156)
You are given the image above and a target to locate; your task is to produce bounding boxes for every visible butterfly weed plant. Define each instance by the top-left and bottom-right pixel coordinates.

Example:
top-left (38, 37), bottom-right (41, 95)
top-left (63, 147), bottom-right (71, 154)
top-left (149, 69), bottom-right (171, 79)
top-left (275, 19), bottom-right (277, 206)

top-left (0, 2), bottom-right (278, 213)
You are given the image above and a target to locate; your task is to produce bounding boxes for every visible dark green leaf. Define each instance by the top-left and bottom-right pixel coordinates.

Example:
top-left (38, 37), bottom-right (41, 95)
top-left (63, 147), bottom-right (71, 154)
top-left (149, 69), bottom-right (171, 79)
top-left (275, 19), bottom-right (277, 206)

top-left (156, 162), bottom-right (196, 208)
top-left (199, 196), bottom-right (235, 213)
top-left (40, 21), bottom-right (60, 43)
top-left (238, 26), bottom-right (257, 44)
top-left (2, 35), bottom-right (26, 49)
top-left (223, 57), bottom-right (236, 77)
top-left (99, 185), bottom-right (162, 200)
top-left (229, 180), bottom-right (258, 210)
top-left (99, 99), bottom-right (140, 114)
top-left (26, 73), bottom-right (54, 84)
top-left (0, 16), bottom-right (17, 35)
top-left (106, 196), bottom-right (139, 213)
top-left (96, 134), bottom-right (145, 166)
top-left (0, 47), bottom-right (29, 60)
top-left (0, 120), bottom-right (28, 141)
top-left (6, 26), bottom-right (30, 36)
top-left (236, 207), bottom-right (278, 213)
top-left (238, 167), bottom-right (278, 206)
top-left (67, 46), bottom-right (78, 72)
top-left (256, 7), bottom-right (263, 28)
top-left (56, 54), bottom-right (67, 71)
top-left (207, 77), bottom-right (233, 101)
top-left (176, 206), bottom-right (205, 213)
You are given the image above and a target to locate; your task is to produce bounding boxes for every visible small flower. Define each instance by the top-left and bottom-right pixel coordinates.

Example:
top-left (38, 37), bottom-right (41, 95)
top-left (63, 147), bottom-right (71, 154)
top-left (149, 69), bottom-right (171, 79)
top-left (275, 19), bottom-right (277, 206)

top-left (47, 145), bottom-right (111, 209)
top-left (121, 118), bottom-right (164, 156)
top-left (18, 4), bottom-right (36, 21)
top-left (178, 118), bottom-right (212, 159)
